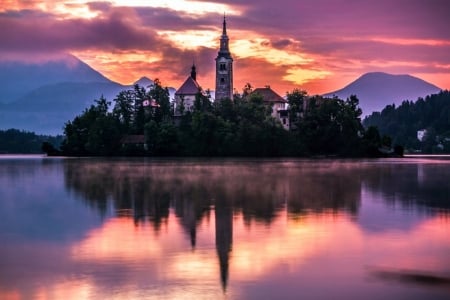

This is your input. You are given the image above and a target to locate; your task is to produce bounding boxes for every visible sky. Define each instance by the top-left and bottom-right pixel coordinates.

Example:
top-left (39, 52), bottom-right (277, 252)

top-left (0, 0), bottom-right (449, 95)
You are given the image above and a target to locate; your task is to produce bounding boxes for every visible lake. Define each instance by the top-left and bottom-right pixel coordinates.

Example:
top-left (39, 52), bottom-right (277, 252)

top-left (0, 156), bottom-right (449, 299)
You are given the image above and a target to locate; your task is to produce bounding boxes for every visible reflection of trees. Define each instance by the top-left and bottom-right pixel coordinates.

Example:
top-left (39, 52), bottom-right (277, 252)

top-left (360, 162), bottom-right (450, 211)
top-left (63, 159), bottom-right (364, 229)
top-left (64, 158), bottom-right (449, 236)
top-left (284, 162), bottom-right (362, 216)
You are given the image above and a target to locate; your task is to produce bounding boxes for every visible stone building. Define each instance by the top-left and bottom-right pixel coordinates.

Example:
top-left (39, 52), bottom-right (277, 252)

top-left (215, 16), bottom-right (233, 101)
top-left (251, 87), bottom-right (290, 130)
top-left (173, 64), bottom-right (201, 116)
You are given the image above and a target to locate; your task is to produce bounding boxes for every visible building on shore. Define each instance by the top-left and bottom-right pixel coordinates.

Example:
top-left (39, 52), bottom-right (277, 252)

top-left (250, 86), bottom-right (290, 130)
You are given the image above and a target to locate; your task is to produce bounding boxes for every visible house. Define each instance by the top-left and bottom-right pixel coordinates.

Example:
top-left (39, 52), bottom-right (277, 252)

top-left (417, 129), bottom-right (427, 142)
top-left (251, 86), bottom-right (290, 130)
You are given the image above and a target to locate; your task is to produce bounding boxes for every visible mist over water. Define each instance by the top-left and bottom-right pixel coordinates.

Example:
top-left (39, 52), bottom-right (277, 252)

top-left (0, 156), bottom-right (449, 299)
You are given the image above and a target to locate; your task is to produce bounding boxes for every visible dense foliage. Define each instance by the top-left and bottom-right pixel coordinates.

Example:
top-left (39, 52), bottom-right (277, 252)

top-left (363, 90), bottom-right (450, 153)
top-left (57, 81), bottom-right (392, 157)
top-left (0, 129), bottom-right (63, 154)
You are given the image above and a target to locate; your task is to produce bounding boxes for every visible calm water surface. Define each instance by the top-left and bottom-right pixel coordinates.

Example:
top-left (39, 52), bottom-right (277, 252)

top-left (0, 156), bottom-right (449, 299)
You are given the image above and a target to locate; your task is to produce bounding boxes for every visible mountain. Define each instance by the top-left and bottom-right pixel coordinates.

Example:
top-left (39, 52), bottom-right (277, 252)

top-left (0, 54), bottom-right (112, 104)
top-left (0, 55), bottom-right (129, 135)
top-left (0, 56), bottom-right (180, 135)
top-left (0, 81), bottom-right (127, 134)
top-left (134, 76), bottom-right (154, 88)
top-left (323, 72), bottom-right (442, 116)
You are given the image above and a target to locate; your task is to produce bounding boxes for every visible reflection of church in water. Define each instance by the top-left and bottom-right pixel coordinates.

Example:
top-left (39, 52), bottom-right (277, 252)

top-left (175, 190), bottom-right (233, 291)
top-left (215, 198), bottom-right (233, 291)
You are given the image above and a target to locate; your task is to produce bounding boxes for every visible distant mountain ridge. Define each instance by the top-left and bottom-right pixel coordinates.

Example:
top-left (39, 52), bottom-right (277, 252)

top-left (0, 54), bottom-right (113, 104)
top-left (323, 72), bottom-right (442, 116)
top-left (0, 56), bottom-right (175, 135)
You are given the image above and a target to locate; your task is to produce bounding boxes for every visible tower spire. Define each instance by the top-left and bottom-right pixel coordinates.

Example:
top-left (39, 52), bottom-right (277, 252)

top-left (222, 13), bottom-right (227, 35)
top-left (190, 63), bottom-right (196, 81)
top-left (219, 14), bottom-right (230, 56)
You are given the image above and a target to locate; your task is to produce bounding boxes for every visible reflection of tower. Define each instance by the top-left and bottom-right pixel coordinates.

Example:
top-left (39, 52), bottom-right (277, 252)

top-left (215, 15), bottom-right (233, 101)
top-left (175, 197), bottom-right (198, 249)
top-left (215, 199), bottom-right (233, 291)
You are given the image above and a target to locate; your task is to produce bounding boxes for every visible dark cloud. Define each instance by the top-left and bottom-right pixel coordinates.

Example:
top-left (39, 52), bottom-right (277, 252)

top-left (136, 7), bottom-right (221, 31)
top-left (199, 0), bottom-right (450, 39)
top-left (0, 8), bottom-right (168, 54)
top-left (271, 39), bottom-right (293, 49)
top-left (304, 38), bottom-right (450, 65)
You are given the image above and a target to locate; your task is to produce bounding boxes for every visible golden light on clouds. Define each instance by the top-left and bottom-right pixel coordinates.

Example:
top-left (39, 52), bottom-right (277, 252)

top-left (157, 30), bottom-right (218, 49)
top-left (284, 68), bottom-right (332, 85)
top-left (111, 0), bottom-right (241, 16)
top-left (73, 50), bottom-right (163, 84)
top-left (48, 1), bottom-right (100, 19)
top-left (1, 0), bottom-right (99, 19)
top-left (232, 36), bottom-right (312, 66)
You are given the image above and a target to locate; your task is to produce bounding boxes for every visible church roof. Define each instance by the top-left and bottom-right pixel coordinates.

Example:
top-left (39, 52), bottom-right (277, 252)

top-left (252, 87), bottom-right (287, 103)
top-left (175, 76), bottom-right (201, 96)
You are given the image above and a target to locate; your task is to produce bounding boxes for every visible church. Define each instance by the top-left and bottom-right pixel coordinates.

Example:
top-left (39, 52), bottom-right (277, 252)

top-left (174, 16), bottom-right (233, 116)
top-left (174, 16), bottom-right (288, 129)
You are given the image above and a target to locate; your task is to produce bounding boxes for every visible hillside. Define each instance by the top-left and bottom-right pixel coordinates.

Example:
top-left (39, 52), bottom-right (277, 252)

top-left (0, 128), bottom-right (64, 154)
top-left (324, 72), bottom-right (441, 116)
top-left (363, 90), bottom-right (450, 153)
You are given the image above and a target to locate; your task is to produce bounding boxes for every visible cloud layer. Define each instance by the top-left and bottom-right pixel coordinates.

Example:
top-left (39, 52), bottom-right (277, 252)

top-left (0, 0), bottom-right (449, 94)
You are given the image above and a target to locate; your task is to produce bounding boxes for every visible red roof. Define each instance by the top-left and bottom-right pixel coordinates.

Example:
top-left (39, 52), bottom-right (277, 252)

top-left (251, 87), bottom-right (287, 103)
top-left (175, 76), bottom-right (201, 96)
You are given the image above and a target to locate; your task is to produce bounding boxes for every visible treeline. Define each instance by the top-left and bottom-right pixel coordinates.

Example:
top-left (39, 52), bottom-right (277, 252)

top-left (363, 90), bottom-right (450, 153)
top-left (0, 128), bottom-right (63, 154)
top-left (55, 80), bottom-right (395, 157)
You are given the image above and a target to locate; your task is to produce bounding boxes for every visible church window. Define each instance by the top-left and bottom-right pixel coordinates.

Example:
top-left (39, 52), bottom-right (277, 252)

top-left (220, 77), bottom-right (225, 84)
top-left (220, 63), bottom-right (226, 71)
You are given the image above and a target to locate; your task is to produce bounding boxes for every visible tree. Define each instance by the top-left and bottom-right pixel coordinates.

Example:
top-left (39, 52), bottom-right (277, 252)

top-left (150, 78), bottom-right (171, 123)
top-left (287, 88), bottom-right (307, 130)
top-left (113, 90), bottom-right (134, 133)
top-left (62, 96), bottom-right (120, 156)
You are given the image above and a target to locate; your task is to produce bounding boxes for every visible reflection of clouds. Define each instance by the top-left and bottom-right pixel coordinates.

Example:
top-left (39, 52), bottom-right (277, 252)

top-left (364, 215), bottom-right (450, 273)
top-left (232, 211), bottom-right (348, 279)
top-left (34, 279), bottom-right (93, 300)
top-left (2, 209), bottom-right (449, 299)
top-left (71, 218), bottom-right (165, 261)
top-left (70, 208), bottom-right (353, 285)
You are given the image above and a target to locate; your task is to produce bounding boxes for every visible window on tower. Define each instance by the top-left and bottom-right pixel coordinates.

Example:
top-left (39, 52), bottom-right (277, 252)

top-left (220, 77), bottom-right (225, 84)
top-left (220, 63), bottom-right (226, 71)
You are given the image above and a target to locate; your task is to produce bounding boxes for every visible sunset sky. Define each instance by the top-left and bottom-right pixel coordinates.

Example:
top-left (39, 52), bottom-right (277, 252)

top-left (1, 0), bottom-right (449, 95)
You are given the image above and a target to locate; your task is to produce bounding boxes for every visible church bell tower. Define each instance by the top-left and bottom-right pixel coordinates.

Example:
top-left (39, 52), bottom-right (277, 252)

top-left (215, 16), bottom-right (233, 101)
